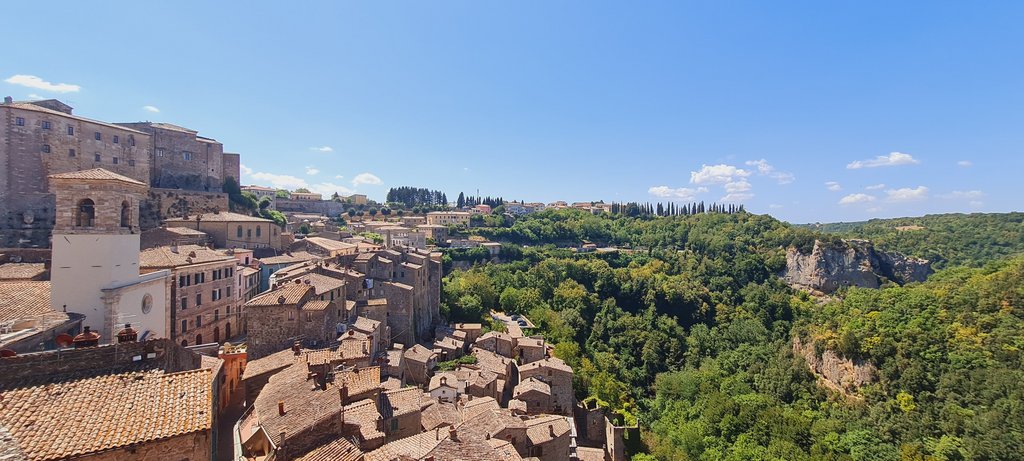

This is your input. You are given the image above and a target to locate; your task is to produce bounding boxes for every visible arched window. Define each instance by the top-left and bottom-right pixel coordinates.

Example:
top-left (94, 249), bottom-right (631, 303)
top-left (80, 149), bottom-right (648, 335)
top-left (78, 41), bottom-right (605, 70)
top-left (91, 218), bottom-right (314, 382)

top-left (237, 225), bottom-right (243, 238)
top-left (181, 339), bottom-right (188, 347)
top-left (75, 199), bottom-right (95, 227)
top-left (247, 229), bottom-right (252, 239)
top-left (120, 200), bottom-right (131, 227)
top-left (256, 226), bottom-right (261, 237)
top-left (196, 334), bottom-right (203, 345)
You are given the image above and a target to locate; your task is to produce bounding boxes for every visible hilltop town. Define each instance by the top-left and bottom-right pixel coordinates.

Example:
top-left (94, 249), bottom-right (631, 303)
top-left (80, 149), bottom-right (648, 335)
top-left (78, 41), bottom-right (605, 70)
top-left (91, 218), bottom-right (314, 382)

top-left (0, 98), bottom-right (632, 461)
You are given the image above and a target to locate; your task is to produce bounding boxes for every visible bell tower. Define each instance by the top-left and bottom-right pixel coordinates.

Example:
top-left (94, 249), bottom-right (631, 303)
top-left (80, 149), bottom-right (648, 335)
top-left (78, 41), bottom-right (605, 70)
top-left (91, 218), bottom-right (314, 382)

top-left (48, 169), bottom-right (165, 340)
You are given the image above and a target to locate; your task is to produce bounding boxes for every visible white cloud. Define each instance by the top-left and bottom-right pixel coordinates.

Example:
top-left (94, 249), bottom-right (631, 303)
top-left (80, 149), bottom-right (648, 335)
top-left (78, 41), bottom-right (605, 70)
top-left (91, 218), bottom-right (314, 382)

top-left (308, 182), bottom-right (355, 197)
top-left (351, 172), bottom-right (383, 187)
top-left (825, 181), bottom-right (842, 192)
top-left (957, 160), bottom-right (973, 167)
top-left (846, 152), bottom-right (920, 169)
top-left (310, 146), bottom-right (334, 153)
top-left (885, 186), bottom-right (929, 202)
top-left (143, 105), bottom-right (160, 113)
top-left (4, 74), bottom-right (81, 93)
top-left (744, 159), bottom-right (794, 184)
top-left (249, 171), bottom-right (309, 191)
top-left (240, 164), bottom-right (253, 176)
top-left (721, 192), bottom-right (754, 202)
top-left (26, 93), bottom-right (44, 100)
top-left (305, 166), bottom-right (320, 176)
top-left (865, 183), bottom-right (886, 190)
top-left (939, 190), bottom-right (984, 200)
top-left (648, 186), bottom-right (707, 200)
top-left (334, 175), bottom-right (344, 179)
top-left (724, 180), bottom-right (751, 193)
top-left (690, 164), bottom-right (751, 185)
top-left (839, 193), bottom-right (876, 205)
top-left (769, 204), bottom-right (783, 209)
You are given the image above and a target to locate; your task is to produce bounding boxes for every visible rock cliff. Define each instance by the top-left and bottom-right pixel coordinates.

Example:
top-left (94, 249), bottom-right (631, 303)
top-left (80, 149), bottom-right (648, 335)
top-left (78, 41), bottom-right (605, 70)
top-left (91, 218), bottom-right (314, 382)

top-left (793, 336), bottom-right (877, 398)
top-left (782, 239), bottom-right (932, 294)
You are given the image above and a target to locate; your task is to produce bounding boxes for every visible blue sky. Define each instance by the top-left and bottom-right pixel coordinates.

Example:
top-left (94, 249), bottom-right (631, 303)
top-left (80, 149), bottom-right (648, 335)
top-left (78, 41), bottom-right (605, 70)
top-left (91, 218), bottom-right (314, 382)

top-left (3, 1), bottom-right (1022, 223)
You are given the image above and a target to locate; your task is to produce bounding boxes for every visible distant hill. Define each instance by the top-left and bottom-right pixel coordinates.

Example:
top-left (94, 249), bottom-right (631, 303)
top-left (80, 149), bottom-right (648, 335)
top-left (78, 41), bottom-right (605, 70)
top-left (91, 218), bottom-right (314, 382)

top-left (801, 212), bottom-right (1024, 269)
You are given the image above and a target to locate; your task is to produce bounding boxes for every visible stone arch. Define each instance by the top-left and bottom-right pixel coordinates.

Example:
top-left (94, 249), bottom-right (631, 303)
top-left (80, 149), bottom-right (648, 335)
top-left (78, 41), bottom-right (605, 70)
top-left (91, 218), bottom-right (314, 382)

top-left (76, 198), bottom-right (95, 227)
top-left (195, 334), bottom-right (203, 345)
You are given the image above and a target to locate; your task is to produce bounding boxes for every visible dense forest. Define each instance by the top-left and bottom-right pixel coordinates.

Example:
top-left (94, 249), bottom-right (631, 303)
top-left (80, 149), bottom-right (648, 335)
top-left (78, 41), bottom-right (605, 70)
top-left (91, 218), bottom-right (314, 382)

top-left (805, 213), bottom-right (1024, 269)
top-left (441, 209), bottom-right (1024, 460)
top-left (385, 186), bottom-right (448, 208)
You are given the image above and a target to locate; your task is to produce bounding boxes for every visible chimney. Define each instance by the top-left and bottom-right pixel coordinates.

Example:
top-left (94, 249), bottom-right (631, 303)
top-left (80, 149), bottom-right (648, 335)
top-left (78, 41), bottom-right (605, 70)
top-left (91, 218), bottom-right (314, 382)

top-left (292, 341), bottom-right (301, 355)
top-left (549, 424), bottom-right (555, 438)
top-left (339, 384), bottom-right (348, 403)
top-left (278, 400), bottom-right (286, 415)
top-left (72, 326), bottom-right (101, 348)
top-left (116, 323), bottom-right (138, 343)
top-left (448, 427), bottom-right (458, 442)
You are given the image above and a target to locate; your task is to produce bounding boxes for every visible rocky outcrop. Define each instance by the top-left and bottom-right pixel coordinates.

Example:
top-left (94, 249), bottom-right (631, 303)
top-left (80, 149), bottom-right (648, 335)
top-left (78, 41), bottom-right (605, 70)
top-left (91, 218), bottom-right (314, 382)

top-left (793, 336), bottom-right (877, 398)
top-left (782, 239), bottom-right (931, 294)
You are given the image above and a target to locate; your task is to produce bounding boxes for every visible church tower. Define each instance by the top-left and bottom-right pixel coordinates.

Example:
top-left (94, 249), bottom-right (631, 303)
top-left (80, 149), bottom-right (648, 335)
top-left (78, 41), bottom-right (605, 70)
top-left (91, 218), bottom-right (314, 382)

top-left (49, 169), bottom-right (169, 342)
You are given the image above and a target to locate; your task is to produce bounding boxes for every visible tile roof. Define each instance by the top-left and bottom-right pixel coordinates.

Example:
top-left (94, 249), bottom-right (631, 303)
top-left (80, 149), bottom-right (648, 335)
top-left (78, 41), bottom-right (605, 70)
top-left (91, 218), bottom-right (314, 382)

top-left (164, 211), bottom-right (272, 223)
top-left (6, 102), bottom-right (148, 134)
top-left (363, 429), bottom-right (446, 461)
top-left (460, 397), bottom-right (500, 421)
top-left (246, 284), bottom-right (312, 307)
top-left (524, 415), bottom-right (570, 445)
top-left (514, 377), bottom-right (551, 397)
top-left (427, 437), bottom-right (524, 461)
top-left (257, 251), bottom-right (316, 265)
top-left (302, 300), bottom-right (331, 311)
top-left (352, 316), bottom-right (380, 334)
top-left (163, 226), bottom-right (207, 235)
top-left (380, 377), bottom-right (403, 391)
top-left (343, 399), bottom-right (385, 443)
top-left (0, 263), bottom-right (46, 281)
top-left (304, 237), bottom-right (357, 252)
top-left (404, 344), bottom-right (436, 363)
top-left (47, 168), bottom-right (146, 186)
top-left (471, 348), bottom-right (512, 378)
top-left (139, 244), bottom-right (235, 268)
top-left (379, 387), bottom-right (422, 419)
top-left (253, 363), bottom-right (345, 446)
top-left (455, 323), bottom-right (483, 331)
top-left (518, 357), bottom-right (573, 375)
top-left (421, 401), bottom-right (462, 430)
top-left (337, 366), bottom-right (381, 398)
top-left (338, 339), bottom-right (371, 361)
top-left (0, 368), bottom-right (212, 461)
top-left (0, 281), bottom-right (63, 324)
top-left (295, 437), bottom-right (363, 461)
top-left (300, 273), bottom-right (345, 296)
top-left (241, 348), bottom-right (298, 381)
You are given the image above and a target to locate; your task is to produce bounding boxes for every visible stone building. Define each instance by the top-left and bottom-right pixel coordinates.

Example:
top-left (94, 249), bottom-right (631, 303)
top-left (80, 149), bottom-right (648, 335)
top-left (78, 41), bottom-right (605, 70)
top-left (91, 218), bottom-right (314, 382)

top-left (115, 122), bottom-right (239, 192)
top-left (140, 244), bottom-right (240, 347)
top-left (517, 357), bottom-right (574, 416)
top-left (425, 211), bottom-right (471, 226)
top-left (0, 338), bottom-right (219, 461)
top-left (48, 169), bottom-right (171, 342)
top-left (164, 210), bottom-right (283, 250)
top-left (1, 98), bottom-right (152, 247)
top-left (244, 281), bottom-right (340, 359)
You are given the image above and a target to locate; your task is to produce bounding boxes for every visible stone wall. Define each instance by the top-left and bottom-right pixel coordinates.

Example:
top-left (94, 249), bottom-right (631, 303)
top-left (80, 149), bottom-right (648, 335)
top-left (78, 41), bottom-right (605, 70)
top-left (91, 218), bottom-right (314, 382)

top-left (116, 123), bottom-right (225, 191)
top-left (275, 199), bottom-right (346, 217)
top-left (77, 431), bottom-right (212, 461)
top-left (143, 188), bottom-right (230, 230)
top-left (0, 338), bottom-right (201, 383)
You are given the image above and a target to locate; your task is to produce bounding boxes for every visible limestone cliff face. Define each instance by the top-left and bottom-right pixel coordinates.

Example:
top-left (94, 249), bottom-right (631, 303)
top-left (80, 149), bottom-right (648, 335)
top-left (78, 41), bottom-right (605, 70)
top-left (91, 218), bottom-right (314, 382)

top-left (793, 336), bottom-right (877, 397)
top-left (782, 239), bottom-right (932, 294)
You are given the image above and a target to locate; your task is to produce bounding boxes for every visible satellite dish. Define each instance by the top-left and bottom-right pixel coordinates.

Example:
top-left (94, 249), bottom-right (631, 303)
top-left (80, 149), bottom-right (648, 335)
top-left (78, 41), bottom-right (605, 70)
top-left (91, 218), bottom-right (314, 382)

top-left (0, 349), bottom-right (16, 358)
top-left (55, 334), bottom-right (74, 348)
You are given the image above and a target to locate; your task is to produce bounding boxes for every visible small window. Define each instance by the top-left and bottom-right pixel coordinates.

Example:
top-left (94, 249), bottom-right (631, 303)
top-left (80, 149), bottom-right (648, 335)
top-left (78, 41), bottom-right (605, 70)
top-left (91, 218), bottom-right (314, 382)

top-left (128, 159), bottom-right (135, 167)
top-left (214, 309), bottom-right (220, 321)
top-left (179, 275), bottom-right (186, 288)
top-left (41, 144), bottom-right (50, 153)
top-left (181, 298), bottom-right (187, 310)
top-left (196, 315), bottom-right (202, 327)
top-left (75, 199), bottom-right (95, 227)
top-left (247, 229), bottom-right (252, 239)
top-left (94, 132), bottom-right (101, 141)
top-left (288, 310), bottom-right (295, 321)
top-left (67, 126), bottom-right (74, 135)
top-left (196, 293), bottom-right (202, 306)
top-left (183, 152), bottom-right (192, 161)
top-left (256, 226), bottom-right (261, 237)
top-left (94, 153), bottom-right (101, 162)
top-left (129, 136), bottom-right (135, 146)
top-left (112, 157), bottom-right (119, 165)
top-left (226, 286), bottom-right (231, 298)
top-left (236, 226), bottom-right (243, 238)
top-left (181, 320), bottom-right (188, 333)
top-left (68, 148), bottom-right (76, 157)
top-left (41, 120), bottom-right (51, 130)
top-left (15, 117), bottom-right (24, 126)
top-left (113, 135), bottom-right (119, 144)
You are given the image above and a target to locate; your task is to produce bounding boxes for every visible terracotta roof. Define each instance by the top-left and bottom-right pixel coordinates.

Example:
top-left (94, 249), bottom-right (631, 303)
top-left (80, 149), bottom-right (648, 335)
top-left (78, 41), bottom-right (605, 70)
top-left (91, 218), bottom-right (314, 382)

top-left (577, 446), bottom-right (607, 461)
top-left (455, 323), bottom-right (483, 331)
top-left (295, 437), bottom-right (363, 461)
top-left (0, 263), bottom-right (46, 281)
top-left (364, 429), bottom-right (445, 461)
top-left (518, 357), bottom-right (573, 375)
top-left (421, 401), bottom-right (462, 430)
top-left (352, 316), bottom-right (380, 334)
top-left (246, 284), bottom-right (312, 307)
top-left (404, 344), bottom-right (436, 363)
top-left (139, 244), bottom-right (235, 268)
top-left (163, 226), bottom-right (207, 235)
top-left (427, 437), bottom-right (524, 461)
top-left (338, 339), bottom-right (371, 361)
top-left (164, 211), bottom-right (272, 223)
top-left (0, 281), bottom-right (62, 324)
top-left (258, 251), bottom-right (316, 265)
top-left (381, 377), bottom-right (403, 391)
top-left (47, 168), bottom-right (146, 186)
top-left (253, 363), bottom-right (346, 446)
top-left (514, 377), bottom-right (551, 397)
top-left (240, 266), bottom-right (260, 277)
top-left (343, 399), bottom-right (385, 443)
top-left (302, 300), bottom-right (331, 311)
top-left (429, 372), bottom-right (460, 392)
top-left (304, 237), bottom-right (357, 252)
top-left (0, 368), bottom-right (212, 461)
top-left (380, 387), bottom-right (422, 419)
top-left (518, 337), bottom-right (545, 348)
top-left (470, 348), bottom-right (512, 378)
top-left (241, 348), bottom-right (298, 381)
top-left (524, 415), bottom-right (570, 445)
top-left (301, 273), bottom-right (345, 296)
top-left (460, 397), bottom-right (500, 421)
top-left (337, 366), bottom-right (381, 398)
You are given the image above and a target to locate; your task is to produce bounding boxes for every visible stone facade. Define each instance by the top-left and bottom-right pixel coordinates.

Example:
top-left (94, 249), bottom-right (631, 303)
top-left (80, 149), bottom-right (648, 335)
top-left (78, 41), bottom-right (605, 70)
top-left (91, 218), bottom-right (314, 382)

top-left (142, 187), bottom-right (230, 230)
top-left (1, 100), bottom-right (151, 247)
top-left (115, 122), bottom-right (236, 191)
top-left (165, 211), bottom-right (283, 250)
top-left (244, 283), bottom-right (341, 359)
